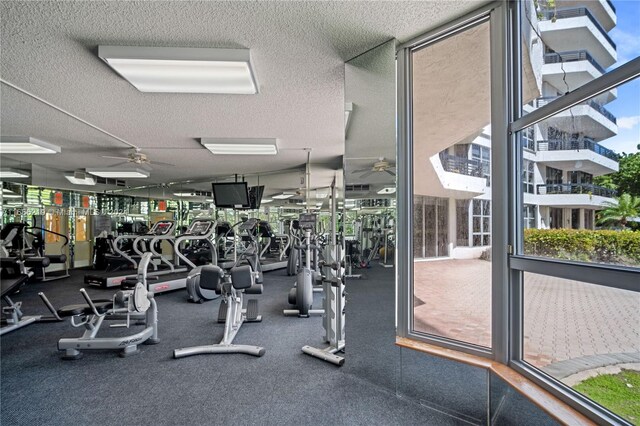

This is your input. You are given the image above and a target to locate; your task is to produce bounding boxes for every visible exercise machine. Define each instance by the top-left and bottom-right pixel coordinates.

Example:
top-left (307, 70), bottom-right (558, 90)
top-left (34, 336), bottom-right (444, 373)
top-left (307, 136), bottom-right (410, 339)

top-left (186, 218), bottom-right (262, 302)
top-left (283, 226), bottom-right (323, 318)
top-left (257, 220), bottom-right (289, 272)
top-left (25, 226), bottom-right (70, 281)
top-left (174, 265), bottom-right (265, 358)
top-left (84, 220), bottom-right (179, 288)
top-left (39, 255), bottom-right (159, 359)
top-left (0, 256), bottom-right (61, 335)
top-left (134, 219), bottom-right (217, 295)
top-left (301, 183), bottom-right (346, 366)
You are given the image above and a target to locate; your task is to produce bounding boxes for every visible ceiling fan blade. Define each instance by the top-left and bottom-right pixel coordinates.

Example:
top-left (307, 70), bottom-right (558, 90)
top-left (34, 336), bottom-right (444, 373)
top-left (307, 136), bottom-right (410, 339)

top-left (358, 170), bottom-right (375, 179)
top-left (107, 161), bottom-right (130, 168)
top-left (384, 169), bottom-right (396, 176)
top-left (351, 168), bottom-right (371, 174)
top-left (101, 155), bottom-right (129, 160)
top-left (152, 161), bottom-right (176, 167)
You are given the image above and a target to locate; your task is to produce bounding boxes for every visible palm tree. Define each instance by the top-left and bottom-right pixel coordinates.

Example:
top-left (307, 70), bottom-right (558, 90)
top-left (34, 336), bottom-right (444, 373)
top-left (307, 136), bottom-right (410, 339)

top-left (597, 193), bottom-right (640, 229)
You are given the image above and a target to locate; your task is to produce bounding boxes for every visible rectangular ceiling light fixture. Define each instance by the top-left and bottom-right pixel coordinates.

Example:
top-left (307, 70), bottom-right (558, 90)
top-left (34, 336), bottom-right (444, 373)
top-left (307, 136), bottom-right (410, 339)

top-left (200, 138), bottom-right (278, 155)
top-left (86, 168), bottom-right (150, 178)
top-left (173, 192), bottom-right (197, 197)
top-left (98, 45), bottom-right (258, 94)
top-left (64, 172), bottom-right (96, 186)
top-left (0, 168), bottom-right (31, 178)
top-left (0, 136), bottom-right (61, 154)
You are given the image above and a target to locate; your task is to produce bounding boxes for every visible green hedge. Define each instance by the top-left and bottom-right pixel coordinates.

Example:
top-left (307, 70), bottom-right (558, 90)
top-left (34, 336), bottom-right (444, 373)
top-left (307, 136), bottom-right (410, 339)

top-left (524, 229), bottom-right (640, 266)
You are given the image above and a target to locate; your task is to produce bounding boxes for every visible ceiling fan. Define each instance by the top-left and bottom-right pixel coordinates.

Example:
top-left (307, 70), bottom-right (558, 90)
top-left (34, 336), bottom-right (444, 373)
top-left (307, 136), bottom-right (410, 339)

top-left (101, 148), bottom-right (175, 170)
top-left (351, 157), bottom-right (396, 179)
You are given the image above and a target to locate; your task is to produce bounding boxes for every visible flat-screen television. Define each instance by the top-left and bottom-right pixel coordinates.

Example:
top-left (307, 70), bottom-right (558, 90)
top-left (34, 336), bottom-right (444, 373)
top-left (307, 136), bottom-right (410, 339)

top-left (212, 182), bottom-right (251, 209)
top-left (248, 186), bottom-right (265, 210)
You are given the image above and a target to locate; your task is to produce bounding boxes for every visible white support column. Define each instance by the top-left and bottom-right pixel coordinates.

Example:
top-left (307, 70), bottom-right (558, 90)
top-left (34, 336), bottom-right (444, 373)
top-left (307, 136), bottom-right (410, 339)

top-left (579, 208), bottom-right (585, 230)
top-left (448, 197), bottom-right (456, 256)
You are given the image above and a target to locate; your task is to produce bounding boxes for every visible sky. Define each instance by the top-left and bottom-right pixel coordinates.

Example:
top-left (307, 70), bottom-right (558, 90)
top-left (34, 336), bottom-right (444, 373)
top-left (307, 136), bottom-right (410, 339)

top-left (598, 0), bottom-right (640, 155)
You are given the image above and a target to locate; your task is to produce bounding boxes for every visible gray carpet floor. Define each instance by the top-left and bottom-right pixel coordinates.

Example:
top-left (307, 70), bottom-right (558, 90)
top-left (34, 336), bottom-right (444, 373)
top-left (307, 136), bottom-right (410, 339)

top-left (1, 264), bottom-right (469, 426)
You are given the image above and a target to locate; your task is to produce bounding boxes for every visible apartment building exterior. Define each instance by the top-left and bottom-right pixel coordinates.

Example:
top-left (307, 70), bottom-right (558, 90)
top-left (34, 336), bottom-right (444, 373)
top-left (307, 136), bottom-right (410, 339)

top-left (414, 0), bottom-right (619, 260)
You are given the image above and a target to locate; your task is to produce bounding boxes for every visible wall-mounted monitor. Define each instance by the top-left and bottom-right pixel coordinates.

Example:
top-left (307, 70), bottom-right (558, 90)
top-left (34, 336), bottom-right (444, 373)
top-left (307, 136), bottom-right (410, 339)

top-left (211, 182), bottom-right (251, 209)
top-left (248, 185), bottom-right (265, 210)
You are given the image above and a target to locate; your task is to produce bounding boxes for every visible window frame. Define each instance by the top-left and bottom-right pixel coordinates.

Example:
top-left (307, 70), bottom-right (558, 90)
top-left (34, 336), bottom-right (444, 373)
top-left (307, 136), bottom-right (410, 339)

top-left (397, 1), bottom-right (640, 424)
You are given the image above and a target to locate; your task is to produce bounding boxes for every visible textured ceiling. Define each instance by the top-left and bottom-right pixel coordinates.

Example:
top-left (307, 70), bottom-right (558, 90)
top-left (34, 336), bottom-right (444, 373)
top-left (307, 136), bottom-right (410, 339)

top-left (1, 0), bottom-right (488, 198)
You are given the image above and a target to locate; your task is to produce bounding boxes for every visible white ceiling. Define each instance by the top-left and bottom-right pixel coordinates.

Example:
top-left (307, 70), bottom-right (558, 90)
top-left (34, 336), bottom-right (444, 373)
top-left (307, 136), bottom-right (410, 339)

top-left (1, 0), bottom-right (488, 200)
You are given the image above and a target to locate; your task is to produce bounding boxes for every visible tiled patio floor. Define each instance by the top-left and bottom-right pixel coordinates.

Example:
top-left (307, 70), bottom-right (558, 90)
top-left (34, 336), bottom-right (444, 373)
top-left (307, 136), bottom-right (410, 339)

top-left (413, 259), bottom-right (640, 372)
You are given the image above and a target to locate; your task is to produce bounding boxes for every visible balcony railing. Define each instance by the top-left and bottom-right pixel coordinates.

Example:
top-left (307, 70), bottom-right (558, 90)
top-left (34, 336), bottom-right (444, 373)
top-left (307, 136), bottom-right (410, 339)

top-left (541, 7), bottom-right (617, 50)
top-left (537, 138), bottom-right (619, 161)
top-left (606, 0), bottom-right (616, 13)
top-left (587, 100), bottom-right (617, 124)
top-left (537, 183), bottom-right (617, 197)
top-left (535, 96), bottom-right (617, 125)
top-left (439, 152), bottom-right (483, 177)
top-left (544, 50), bottom-right (606, 74)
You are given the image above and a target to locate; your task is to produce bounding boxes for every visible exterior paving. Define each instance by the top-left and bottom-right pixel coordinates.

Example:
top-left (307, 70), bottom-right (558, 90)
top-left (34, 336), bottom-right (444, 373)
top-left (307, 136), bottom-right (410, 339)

top-left (412, 259), bottom-right (640, 377)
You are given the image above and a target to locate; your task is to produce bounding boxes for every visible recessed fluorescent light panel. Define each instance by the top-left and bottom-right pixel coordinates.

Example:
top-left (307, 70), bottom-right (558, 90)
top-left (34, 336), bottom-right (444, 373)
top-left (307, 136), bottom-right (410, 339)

top-left (0, 168), bottom-right (31, 178)
top-left (98, 45), bottom-right (258, 94)
top-left (200, 138), bottom-right (278, 155)
top-left (1, 189), bottom-right (22, 199)
top-left (0, 137), bottom-right (61, 154)
top-left (64, 172), bottom-right (96, 186)
top-left (86, 168), bottom-right (149, 178)
top-left (261, 199), bottom-right (273, 204)
top-left (377, 187), bottom-right (396, 195)
top-left (173, 192), bottom-right (197, 197)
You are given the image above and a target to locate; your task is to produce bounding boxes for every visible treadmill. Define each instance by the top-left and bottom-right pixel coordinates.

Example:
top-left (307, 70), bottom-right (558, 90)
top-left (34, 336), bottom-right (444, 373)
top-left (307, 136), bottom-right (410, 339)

top-left (257, 221), bottom-right (290, 272)
top-left (85, 220), bottom-right (179, 288)
top-left (139, 219), bottom-right (217, 294)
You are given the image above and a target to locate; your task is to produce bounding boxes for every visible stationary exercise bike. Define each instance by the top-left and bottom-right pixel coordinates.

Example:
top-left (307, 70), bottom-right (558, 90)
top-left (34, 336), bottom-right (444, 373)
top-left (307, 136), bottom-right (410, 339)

top-left (174, 264), bottom-right (265, 358)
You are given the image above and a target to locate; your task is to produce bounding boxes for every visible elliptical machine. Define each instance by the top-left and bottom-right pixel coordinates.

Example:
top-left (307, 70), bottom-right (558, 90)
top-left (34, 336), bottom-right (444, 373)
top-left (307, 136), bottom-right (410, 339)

top-left (186, 218), bottom-right (263, 303)
top-left (284, 214), bottom-right (323, 318)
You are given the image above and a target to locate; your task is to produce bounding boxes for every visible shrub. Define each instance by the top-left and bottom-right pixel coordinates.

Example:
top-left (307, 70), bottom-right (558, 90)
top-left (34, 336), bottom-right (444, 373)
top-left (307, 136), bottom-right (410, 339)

top-left (523, 229), bottom-right (640, 266)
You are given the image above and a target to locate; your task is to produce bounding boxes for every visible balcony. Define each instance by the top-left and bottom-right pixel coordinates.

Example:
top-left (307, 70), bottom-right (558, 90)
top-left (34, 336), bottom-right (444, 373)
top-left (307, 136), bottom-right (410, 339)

top-left (539, 8), bottom-right (617, 68)
top-left (542, 51), bottom-right (616, 103)
top-left (535, 96), bottom-right (617, 141)
top-left (425, 153), bottom-right (488, 199)
top-left (544, 50), bottom-right (605, 74)
top-left (439, 152), bottom-right (483, 178)
top-left (554, 1), bottom-right (616, 31)
top-left (536, 138), bottom-right (619, 176)
top-left (538, 183), bottom-right (616, 197)
top-left (535, 183), bottom-right (616, 208)
top-left (538, 138), bottom-right (618, 161)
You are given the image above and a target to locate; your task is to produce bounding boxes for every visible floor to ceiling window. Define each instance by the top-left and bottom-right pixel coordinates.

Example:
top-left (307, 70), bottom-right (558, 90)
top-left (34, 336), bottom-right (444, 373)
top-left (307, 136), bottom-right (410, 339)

top-left (398, 1), bottom-right (640, 424)
top-left (408, 15), bottom-right (493, 350)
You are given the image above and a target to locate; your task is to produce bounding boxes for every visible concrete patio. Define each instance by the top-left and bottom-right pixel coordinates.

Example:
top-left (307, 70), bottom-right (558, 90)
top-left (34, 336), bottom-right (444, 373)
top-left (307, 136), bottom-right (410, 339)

top-left (412, 259), bottom-right (640, 380)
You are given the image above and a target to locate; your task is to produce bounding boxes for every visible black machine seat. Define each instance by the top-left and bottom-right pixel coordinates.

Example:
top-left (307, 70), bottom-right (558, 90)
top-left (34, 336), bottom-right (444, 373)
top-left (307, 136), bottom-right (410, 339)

top-left (200, 265), bottom-right (225, 291)
top-left (0, 274), bottom-right (30, 298)
top-left (46, 254), bottom-right (67, 264)
top-left (57, 300), bottom-right (113, 317)
top-left (231, 265), bottom-right (256, 290)
top-left (1, 256), bottom-right (51, 268)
